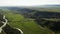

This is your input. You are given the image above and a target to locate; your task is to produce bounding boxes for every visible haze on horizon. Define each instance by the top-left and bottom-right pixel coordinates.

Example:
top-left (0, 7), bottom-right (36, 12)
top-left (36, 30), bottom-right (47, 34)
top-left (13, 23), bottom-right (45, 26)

top-left (0, 0), bottom-right (60, 6)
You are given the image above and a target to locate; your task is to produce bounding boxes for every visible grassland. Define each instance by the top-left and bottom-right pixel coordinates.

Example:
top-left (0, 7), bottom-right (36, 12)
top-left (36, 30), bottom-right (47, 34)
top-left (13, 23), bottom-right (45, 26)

top-left (1, 6), bottom-right (60, 34)
top-left (0, 10), bottom-right (52, 34)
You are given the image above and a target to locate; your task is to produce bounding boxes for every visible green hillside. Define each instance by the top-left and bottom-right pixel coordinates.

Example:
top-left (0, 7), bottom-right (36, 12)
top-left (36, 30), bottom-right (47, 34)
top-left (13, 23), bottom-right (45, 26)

top-left (0, 7), bottom-right (60, 34)
top-left (0, 10), bottom-right (52, 34)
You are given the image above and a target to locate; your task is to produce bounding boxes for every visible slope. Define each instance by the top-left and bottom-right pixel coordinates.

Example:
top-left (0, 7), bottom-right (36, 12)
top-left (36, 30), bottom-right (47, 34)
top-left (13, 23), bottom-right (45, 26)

top-left (0, 10), bottom-right (52, 34)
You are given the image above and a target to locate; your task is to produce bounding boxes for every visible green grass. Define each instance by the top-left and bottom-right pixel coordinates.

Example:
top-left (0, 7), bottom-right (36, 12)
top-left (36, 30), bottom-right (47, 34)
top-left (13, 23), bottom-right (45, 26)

top-left (42, 18), bottom-right (60, 21)
top-left (3, 11), bottom-right (52, 34)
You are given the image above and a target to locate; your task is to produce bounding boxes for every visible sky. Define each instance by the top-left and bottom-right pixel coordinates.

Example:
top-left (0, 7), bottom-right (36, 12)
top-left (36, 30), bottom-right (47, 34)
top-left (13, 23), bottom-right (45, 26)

top-left (0, 0), bottom-right (60, 6)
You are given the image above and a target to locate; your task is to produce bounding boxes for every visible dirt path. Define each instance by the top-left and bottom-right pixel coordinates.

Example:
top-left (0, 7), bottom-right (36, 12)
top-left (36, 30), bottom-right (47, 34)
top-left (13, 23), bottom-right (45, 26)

top-left (0, 15), bottom-right (7, 33)
top-left (0, 15), bottom-right (23, 34)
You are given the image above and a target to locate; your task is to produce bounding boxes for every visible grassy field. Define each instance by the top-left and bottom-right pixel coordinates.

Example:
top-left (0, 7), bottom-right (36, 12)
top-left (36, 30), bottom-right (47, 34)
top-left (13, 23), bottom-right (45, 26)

top-left (0, 7), bottom-right (60, 34)
top-left (0, 10), bottom-right (52, 34)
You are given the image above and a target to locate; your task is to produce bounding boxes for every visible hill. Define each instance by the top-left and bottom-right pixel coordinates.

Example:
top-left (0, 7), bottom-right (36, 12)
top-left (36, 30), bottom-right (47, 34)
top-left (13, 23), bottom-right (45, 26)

top-left (0, 5), bottom-right (60, 34)
top-left (0, 9), bottom-right (52, 34)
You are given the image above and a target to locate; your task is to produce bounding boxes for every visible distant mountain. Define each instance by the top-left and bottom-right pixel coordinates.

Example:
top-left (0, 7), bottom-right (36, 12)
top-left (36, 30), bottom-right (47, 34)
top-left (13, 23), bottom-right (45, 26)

top-left (44, 5), bottom-right (60, 6)
top-left (34, 5), bottom-right (60, 8)
top-left (0, 6), bottom-right (60, 18)
top-left (0, 7), bottom-right (35, 14)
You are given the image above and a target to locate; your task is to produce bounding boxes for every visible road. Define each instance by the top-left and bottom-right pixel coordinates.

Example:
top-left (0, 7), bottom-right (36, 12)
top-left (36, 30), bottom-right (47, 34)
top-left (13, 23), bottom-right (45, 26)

top-left (0, 15), bottom-right (7, 33)
top-left (0, 15), bottom-right (23, 34)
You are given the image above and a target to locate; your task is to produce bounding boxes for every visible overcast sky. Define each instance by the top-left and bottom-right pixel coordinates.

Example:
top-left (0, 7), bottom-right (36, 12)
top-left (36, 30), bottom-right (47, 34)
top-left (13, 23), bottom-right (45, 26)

top-left (0, 0), bottom-right (60, 6)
